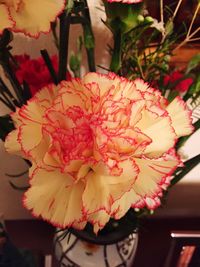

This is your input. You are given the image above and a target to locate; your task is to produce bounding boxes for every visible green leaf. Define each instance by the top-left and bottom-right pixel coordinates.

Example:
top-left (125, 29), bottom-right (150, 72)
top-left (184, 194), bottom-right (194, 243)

top-left (165, 19), bottom-right (174, 36)
top-left (186, 53), bottom-right (200, 74)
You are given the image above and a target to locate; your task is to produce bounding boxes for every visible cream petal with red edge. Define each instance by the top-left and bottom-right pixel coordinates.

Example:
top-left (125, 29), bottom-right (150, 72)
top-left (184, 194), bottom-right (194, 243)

top-left (82, 172), bottom-right (112, 214)
top-left (71, 221), bottom-right (87, 231)
top-left (0, 4), bottom-right (14, 34)
top-left (112, 157), bottom-right (178, 218)
top-left (19, 100), bottom-right (44, 124)
top-left (59, 91), bottom-right (85, 110)
top-left (35, 85), bottom-right (58, 108)
top-left (5, 130), bottom-right (22, 155)
top-left (19, 122), bottom-right (42, 154)
top-left (132, 158), bottom-right (178, 204)
top-left (83, 73), bottom-right (115, 97)
top-left (83, 73), bottom-right (141, 102)
top-left (166, 97), bottom-right (194, 137)
top-left (10, 0), bottom-right (65, 37)
top-left (24, 168), bottom-right (85, 228)
top-left (88, 210), bottom-right (111, 234)
top-left (6, 0), bottom-right (22, 10)
top-left (111, 189), bottom-right (140, 219)
top-left (11, 108), bottom-right (22, 127)
top-left (136, 109), bottom-right (176, 158)
top-left (31, 137), bottom-right (51, 166)
top-left (83, 160), bottom-right (138, 214)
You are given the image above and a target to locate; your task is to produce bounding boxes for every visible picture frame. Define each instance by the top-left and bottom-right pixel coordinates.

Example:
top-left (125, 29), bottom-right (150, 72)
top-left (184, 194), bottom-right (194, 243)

top-left (164, 231), bottom-right (200, 267)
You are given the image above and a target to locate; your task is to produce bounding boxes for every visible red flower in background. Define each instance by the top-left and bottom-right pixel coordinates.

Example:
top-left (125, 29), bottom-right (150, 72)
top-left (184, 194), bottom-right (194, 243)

top-left (14, 55), bottom-right (71, 96)
top-left (164, 71), bottom-right (193, 93)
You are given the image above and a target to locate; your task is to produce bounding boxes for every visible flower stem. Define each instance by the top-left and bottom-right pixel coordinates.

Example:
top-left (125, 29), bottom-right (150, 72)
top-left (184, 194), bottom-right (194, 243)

top-left (1, 54), bottom-right (24, 106)
top-left (110, 30), bottom-right (122, 74)
top-left (81, 0), bottom-right (96, 72)
top-left (41, 49), bottom-right (58, 84)
top-left (0, 77), bottom-right (18, 110)
top-left (58, 11), bottom-right (71, 82)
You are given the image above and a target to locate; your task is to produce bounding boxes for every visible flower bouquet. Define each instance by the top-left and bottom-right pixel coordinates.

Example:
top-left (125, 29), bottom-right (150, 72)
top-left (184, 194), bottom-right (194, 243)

top-left (0, 0), bottom-right (200, 266)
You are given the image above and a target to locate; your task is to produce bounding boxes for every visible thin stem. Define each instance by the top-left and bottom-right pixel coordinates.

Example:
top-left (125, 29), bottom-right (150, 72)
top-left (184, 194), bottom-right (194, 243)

top-left (0, 77), bottom-right (18, 105)
top-left (110, 30), bottom-right (122, 73)
top-left (58, 11), bottom-right (71, 82)
top-left (160, 0), bottom-right (164, 24)
top-left (41, 49), bottom-right (58, 84)
top-left (0, 92), bottom-right (16, 111)
top-left (81, 0), bottom-right (96, 72)
top-left (172, 0), bottom-right (183, 21)
top-left (0, 95), bottom-right (14, 110)
top-left (1, 60), bottom-right (24, 106)
top-left (174, 27), bottom-right (200, 52)
top-left (188, 37), bottom-right (200, 42)
top-left (189, 27), bottom-right (200, 39)
top-left (187, 2), bottom-right (200, 38)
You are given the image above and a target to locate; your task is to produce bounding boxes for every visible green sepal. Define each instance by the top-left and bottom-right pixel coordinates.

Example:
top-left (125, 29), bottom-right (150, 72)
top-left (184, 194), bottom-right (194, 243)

top-left (104, 1), bottom-right (143, 34)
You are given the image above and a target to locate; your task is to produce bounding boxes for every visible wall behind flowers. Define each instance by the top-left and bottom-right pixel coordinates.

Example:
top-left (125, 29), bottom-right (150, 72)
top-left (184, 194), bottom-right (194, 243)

top-left (0, 0), bottom-right (199, 220)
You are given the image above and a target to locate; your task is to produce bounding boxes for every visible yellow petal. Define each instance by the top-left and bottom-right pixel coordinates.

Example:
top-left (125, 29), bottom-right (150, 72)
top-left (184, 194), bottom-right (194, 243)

top-left (24, 168), bottom-right (85, 228)
top-left (133, 158), bottom-right (178, 203)
top-left (11, 108), bottom-right (22, 127)
top-left (35, 85), bottom-right (57, 108)
top-left (10, 0), bottom-right (65, 37)
top-left (166, 96), bottom-right (194, 137)
top-left (88, 210), bottom-right (111, 234)
top-left (83, 160), bottom-right (138, 214)
top-left (19, 122), bottom-right (42, 154)
top-left (112, 157), bottom-right (178, 218)
top-left (83, 72), bottom-right (141, 101)
top-left (82, 172), bottom-right (111, 214)
top-left (111, 189), bottom-right (140, 219)
top-left (5, 129), bottom-right (22, 155)
top-left (0, 4), bottom-right (14, 34)
top-left (136, 109), bottom-right (176, 158)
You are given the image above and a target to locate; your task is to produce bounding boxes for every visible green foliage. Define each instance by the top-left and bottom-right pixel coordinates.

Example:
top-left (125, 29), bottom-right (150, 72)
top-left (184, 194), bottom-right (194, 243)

top-left (186, 53), bottom-right (200, 75)
top-left (70, 36), bottom-right (83, 77)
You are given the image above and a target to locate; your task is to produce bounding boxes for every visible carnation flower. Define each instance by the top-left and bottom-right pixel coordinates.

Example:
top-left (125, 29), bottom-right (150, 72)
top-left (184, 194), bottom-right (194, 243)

top-left (164, 71), bottom-right (193, 93)
top-left (14, 54), bottom-right (71, 96)
top-left (5, 72), bottom-right (193, 233)
top-left (0, 0), bottom-right (66, 37)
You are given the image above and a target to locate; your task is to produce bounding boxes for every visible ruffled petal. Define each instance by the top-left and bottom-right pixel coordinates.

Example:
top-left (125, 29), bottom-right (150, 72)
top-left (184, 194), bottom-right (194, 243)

top-left (82, 159), bottom-right (138, 214)
top-left (132, 158), bottom-right (179, 207)
top-left (112, 157), bottom-right (179, 218)
top-left (87, 210), bottom-right (111, 234)
top-left (136, 109), bottom-right (176, 158)
top-left (5, 129), bottom-right (22, 155)
top-left (166, 96), bottom-right (194, 137)
top-left (0, 4), bottom-right (14, 34)
top-left (10, 0), bottom-right (66, 37)
top-left (24, 167), bottom-right (85, 228)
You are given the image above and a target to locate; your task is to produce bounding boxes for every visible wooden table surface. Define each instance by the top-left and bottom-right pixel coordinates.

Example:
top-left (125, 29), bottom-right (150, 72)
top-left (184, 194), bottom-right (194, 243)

top-left (5, 217), bottom-right (200, 267)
